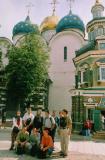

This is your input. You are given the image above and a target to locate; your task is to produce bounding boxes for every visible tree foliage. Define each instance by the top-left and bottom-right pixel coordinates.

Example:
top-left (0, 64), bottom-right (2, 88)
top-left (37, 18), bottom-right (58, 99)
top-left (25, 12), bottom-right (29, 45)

top-left (6, 33), bottom-right (49, 109)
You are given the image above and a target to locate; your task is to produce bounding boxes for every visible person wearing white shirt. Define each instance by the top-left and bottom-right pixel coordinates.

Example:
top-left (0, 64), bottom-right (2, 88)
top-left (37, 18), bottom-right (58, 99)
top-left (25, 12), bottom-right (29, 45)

top-left (23, 106), bottom-right (34, 135)
top-left (101, 114), bottom-right (105, 130)
top-left (10, 110), bottom-right (22, 150)
top-left (44, 110), bottom-right (55, 142)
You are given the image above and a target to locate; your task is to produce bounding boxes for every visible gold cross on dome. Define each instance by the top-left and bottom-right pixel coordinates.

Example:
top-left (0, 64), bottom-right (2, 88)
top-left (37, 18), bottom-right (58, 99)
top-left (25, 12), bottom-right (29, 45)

top-left (26, 2), bottom-right (34, 16)
top-left (50, 0), bottom-right (59, 16)
top-left (67, 0), bottom-right (75, 14)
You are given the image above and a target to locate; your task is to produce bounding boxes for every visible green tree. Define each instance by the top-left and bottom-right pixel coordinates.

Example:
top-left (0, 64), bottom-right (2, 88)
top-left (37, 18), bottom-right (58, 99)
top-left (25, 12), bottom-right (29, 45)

top-left (6, 33), bottom-right (49, 110)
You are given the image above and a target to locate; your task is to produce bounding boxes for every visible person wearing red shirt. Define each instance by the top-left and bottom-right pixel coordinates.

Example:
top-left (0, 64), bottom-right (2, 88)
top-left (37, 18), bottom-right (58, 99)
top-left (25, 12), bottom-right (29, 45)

top-left (38, 129), bottom-right (53, 158)
top-left (84, 119), bottom-right (92, 136)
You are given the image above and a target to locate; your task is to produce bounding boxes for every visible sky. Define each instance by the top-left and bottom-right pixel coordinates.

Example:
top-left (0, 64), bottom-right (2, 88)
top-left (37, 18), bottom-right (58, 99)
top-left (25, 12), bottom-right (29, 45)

top-left (0, 0), bottom-right (105, 40)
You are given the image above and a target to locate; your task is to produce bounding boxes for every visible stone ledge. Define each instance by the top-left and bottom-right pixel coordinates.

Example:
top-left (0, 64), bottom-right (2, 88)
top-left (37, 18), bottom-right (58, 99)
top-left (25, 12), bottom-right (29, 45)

top-left (0, 120), bottom-right (12, 127)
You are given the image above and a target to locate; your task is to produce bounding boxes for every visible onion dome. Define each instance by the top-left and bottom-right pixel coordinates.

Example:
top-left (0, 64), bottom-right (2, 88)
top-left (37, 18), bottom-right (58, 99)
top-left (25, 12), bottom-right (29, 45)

top-left (13, 15), bottom-right (40, 37)
top-left (56, 12), bottom-right (85, 33)
top-left (40, 15), bottom-right (59, 32)
top-left (91, 0), bottom-right (104, 19)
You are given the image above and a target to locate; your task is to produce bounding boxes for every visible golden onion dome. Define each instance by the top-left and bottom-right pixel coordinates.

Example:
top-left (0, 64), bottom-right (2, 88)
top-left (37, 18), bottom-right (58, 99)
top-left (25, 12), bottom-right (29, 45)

top-left (40, 15), bottom-right (59, 32)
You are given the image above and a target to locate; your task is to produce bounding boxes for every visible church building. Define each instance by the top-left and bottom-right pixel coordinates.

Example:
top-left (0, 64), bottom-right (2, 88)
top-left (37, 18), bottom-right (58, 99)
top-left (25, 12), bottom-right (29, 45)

top-left (0, 0), bottom-right (105, 130)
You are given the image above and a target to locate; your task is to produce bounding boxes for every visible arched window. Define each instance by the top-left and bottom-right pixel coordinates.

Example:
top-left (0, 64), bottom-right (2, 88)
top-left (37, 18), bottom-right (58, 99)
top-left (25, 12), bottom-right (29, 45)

top-left (64, 46), bottom-right (67, 62)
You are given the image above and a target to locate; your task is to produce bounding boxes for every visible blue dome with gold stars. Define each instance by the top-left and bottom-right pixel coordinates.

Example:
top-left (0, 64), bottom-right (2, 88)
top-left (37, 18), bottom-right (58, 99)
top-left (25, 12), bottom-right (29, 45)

top-left (56, 13), bottom-right (85, 33)
top-left (13, 16), bottom-right (40, 37)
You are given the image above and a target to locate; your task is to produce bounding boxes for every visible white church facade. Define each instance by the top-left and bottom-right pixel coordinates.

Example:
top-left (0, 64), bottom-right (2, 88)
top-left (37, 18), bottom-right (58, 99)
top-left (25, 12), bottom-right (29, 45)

top-left (40, 4), bottom-right (86, 113)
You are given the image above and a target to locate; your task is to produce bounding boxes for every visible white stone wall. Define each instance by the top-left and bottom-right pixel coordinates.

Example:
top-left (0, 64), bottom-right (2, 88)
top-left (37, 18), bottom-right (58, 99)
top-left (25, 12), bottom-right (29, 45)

top-left (12, 34), bottom-right (24, 45)
top-left (48, 30), bottom-right (85, 114)
top-left (42, 30), bottom-right (56, 43)
top-left (0, 38), bottom-right (12, 68)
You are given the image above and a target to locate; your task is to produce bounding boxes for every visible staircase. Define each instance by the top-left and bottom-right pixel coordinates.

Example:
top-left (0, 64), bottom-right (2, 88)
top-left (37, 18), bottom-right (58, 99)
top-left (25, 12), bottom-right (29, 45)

top-left (93, 131), bottom-right (105, 139)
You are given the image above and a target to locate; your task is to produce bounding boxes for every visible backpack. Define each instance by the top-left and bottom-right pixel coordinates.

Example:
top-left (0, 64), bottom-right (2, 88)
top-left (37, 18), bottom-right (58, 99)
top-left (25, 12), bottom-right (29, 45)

top-left (44, 116), bottom-right (56, 129)
top-left (49, 117), bottom-right (56, 129)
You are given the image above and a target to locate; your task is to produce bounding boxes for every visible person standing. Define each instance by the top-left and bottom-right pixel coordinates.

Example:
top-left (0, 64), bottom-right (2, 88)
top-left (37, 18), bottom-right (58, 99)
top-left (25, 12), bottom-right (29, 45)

top-left (44, 110), bottom-right (55, 142)
top-left (23, 104), bottom-right (34, 135)
top-left (52, 110), bottom-right (59, 141)
top-left (32, 109), bottom-right (43, 136)
top-left (59, 109), bottom-right (72, 157)
top-left (84, 119), bottom-right (91, 136)
top-left (1, 107), bottom-right (6, 129)
top-left (101, 115), bottom-right (105, 130)
top-left (10, 110), bottom-right (23, 150)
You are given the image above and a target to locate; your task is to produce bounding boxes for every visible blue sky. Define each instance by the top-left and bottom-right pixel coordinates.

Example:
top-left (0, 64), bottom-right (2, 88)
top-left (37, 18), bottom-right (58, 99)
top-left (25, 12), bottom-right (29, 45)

top-left (0, 0), bottom-right (105, 40)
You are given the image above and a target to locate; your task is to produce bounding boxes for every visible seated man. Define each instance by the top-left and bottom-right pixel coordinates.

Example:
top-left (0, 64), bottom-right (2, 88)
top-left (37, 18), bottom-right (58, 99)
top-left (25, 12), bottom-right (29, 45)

top-left (38, 129), bottom-right (53, 159)
top-left (14, 127), bottom-right (29, 155)
top-left (28, 128), bottom-right (40, 156)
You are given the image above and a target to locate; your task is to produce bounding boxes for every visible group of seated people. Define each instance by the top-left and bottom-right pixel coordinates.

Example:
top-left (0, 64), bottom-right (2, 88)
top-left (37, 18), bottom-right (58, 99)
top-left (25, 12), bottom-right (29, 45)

top-left (14, 127), bottom-right (53, 158)
top-left (9, 110), bottom-right (54, 159)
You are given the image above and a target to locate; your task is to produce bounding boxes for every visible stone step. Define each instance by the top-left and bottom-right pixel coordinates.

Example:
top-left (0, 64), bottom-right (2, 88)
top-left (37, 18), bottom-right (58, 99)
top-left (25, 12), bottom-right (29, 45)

top-left (93, 131), bottom-right (105, 139)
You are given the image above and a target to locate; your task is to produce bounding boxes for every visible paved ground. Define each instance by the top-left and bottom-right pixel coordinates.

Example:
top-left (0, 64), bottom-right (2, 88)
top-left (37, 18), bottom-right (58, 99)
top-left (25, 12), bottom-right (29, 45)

top-left (0, 128), bottom-right (105, 160)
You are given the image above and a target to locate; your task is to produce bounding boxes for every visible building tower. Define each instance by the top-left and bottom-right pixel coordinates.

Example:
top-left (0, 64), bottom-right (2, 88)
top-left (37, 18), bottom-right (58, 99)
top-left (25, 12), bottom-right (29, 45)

top-left (87, 0), bottom-right (105, 41)
top-left (48, 0), bottom-right (85, 113)
top-left (40, 0), bottom-right (59, 43)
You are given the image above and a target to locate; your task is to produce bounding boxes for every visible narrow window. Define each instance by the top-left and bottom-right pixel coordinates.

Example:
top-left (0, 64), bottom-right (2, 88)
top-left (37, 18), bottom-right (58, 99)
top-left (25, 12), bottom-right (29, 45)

top-left (97, 66), bottom-right (105, 81)
top-left (64, 46), bottom-right (67, 62)
top-left (101, 67), bottom-right (105, 80)
top-left (100, 43), bottom-right (105, 49)
top-left (83, 70), bottom-right (87, 82)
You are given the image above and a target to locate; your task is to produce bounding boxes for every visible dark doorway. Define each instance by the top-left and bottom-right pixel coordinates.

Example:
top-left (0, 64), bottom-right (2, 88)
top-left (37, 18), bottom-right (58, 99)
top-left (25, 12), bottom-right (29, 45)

top-left (101, 111), bottom-right (105, 116)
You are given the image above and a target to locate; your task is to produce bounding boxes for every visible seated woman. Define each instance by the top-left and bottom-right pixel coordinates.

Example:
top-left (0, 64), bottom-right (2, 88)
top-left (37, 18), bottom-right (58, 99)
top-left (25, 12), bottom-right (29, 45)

top-left (28, 128), bottom-right (40, 156)
top-left (14, 127), bottom-right (29, 155)
top-left (10, 110), bottom-right (22, 150)
top-left (38, 129), bottom-right (53, 159)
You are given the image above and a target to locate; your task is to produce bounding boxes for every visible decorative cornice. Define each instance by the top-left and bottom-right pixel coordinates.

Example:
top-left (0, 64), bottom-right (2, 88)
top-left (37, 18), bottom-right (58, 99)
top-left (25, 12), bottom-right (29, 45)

top-left (73, 50), bottom-right (105, 64)
top-left (87, 17), bottom-right (105, 31)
